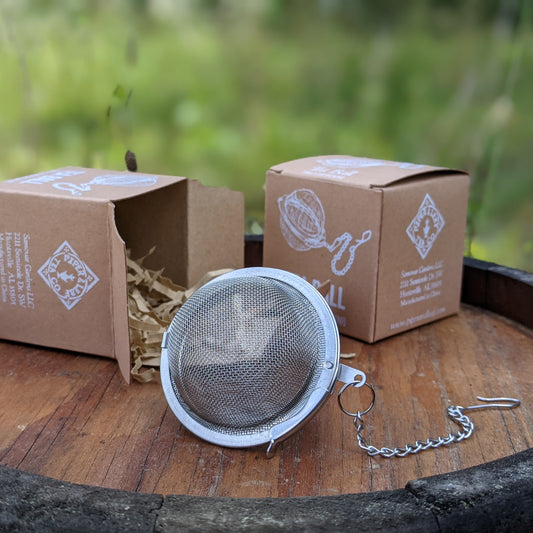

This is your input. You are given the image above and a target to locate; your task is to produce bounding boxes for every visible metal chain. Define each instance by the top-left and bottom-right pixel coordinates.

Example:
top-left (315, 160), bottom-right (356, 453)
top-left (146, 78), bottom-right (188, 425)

top-left (338, 381), bottom-right (520, 458)
top-left (353, 405), bottom-right (474, 458)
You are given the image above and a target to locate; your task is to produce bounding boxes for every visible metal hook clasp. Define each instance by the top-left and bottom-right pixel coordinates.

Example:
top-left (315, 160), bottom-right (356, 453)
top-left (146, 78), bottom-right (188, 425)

top-left (461, 396), bottom-right (520, 412)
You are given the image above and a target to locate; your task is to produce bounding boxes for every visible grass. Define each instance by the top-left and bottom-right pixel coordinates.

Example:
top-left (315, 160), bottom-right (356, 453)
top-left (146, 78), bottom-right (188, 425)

top-left (0, 1), bottom-right (531, 270)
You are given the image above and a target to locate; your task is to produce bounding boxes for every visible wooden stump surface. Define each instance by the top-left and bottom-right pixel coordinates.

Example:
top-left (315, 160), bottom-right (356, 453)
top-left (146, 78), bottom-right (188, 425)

top-left (0, 304), bottom-right (530, 497)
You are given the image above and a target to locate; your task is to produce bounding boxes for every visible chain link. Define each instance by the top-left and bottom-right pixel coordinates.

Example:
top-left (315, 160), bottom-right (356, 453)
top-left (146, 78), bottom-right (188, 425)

top-left (353, 405), bottom-right (475, 457)
top-left (338, 380), bottom-right (519, 458)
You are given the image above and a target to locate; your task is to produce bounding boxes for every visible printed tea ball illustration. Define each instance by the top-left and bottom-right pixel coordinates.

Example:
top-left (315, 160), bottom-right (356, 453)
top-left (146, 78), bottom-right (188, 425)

top-left (278, 189), bottom-right (326, 251)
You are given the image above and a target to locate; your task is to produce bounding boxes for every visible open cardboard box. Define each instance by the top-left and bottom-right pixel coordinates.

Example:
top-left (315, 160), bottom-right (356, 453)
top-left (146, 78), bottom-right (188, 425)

top-left (264, 155), bottom-right (469, 342)
top-left (0, 167), bottom-right (244, 382)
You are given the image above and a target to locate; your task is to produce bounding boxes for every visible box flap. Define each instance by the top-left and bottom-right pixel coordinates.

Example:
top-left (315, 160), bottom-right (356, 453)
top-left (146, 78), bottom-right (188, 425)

top-left (186, 180), bottom-right (244, 287)
top-left (270, 155), bottom-right (466, 188)
top-left (108, 204), bottom-right (131, 383)
top-left (0, 167), bottom-right (187, 201)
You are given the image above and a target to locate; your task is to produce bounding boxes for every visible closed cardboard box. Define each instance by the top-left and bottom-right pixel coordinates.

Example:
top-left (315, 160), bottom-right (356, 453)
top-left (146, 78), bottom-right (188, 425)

top-left (264, 156), bottom-right (469, 342)
top-left (0, 167), bottom-right (244, 381)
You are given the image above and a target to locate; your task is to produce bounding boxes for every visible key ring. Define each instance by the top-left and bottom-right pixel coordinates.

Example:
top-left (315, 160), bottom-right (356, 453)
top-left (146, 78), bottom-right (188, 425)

top-left (337, 380), bottom-right (375, 417)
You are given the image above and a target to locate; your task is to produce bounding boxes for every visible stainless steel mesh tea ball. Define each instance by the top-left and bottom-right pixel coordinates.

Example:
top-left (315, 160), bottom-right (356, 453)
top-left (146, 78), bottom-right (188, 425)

top-left (160, 267), bottom-right (366, 454)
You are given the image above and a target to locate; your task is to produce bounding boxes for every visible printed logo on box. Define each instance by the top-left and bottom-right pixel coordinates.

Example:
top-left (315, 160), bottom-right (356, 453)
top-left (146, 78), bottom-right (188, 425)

top-left (7, 169), bottom-right (158, 196)
top-left (278, 188), bottom-right (372, 276)
top-left (406, 194), bottom-right (445, 259)
top-left (52, 174), bottom-right (158, 196)
top-left (302, 157), bottom-right (426, 181)
top-left (38, 241), bottom-right (99, 310)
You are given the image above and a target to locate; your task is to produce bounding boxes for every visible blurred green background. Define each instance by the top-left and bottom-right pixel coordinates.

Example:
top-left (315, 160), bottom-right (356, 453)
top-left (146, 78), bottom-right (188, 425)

top-left (1, 0), bottom-right (531, 270)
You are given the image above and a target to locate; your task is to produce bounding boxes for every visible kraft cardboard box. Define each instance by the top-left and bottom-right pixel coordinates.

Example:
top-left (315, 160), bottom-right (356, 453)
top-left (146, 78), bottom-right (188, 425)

top-left (263, 155), bottom-right (469, 342)
top-left (0, 167), bottom-right (244, 381)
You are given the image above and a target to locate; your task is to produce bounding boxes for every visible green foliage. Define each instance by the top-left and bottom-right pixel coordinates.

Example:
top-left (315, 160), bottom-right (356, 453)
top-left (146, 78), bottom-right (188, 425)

top-left (0, 0), bottom-right (531, 270)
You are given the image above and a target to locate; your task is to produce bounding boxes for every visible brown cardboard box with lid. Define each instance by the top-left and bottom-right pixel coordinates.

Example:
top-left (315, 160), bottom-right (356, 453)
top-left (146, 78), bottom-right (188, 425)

top-left (263, 155), bottom-right (469, 342)
top-left (0, 167), bottom-right (244, 382)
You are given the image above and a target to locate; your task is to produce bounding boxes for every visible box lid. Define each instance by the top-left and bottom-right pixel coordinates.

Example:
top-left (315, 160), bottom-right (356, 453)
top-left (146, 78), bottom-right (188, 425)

top-left (0, 167), bottom-right (187, 201)
top-left (269, 155), bottom-right (466, 188)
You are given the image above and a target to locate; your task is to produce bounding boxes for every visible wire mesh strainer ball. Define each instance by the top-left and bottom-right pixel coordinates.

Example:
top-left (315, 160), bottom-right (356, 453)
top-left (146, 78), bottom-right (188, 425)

top-left (161, 267), bottom-right (341, 450)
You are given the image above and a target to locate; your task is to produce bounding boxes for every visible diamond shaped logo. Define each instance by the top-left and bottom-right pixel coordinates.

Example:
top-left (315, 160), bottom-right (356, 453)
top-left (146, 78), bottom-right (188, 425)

top-left (406, 194), bottom-right (445, 259)
top-left (38, 241), bottom-right (99, 310)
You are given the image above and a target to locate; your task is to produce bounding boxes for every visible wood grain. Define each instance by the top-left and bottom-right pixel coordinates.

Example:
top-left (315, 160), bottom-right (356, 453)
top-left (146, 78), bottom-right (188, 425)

top-left (0, 304), bottom-right (530, 497)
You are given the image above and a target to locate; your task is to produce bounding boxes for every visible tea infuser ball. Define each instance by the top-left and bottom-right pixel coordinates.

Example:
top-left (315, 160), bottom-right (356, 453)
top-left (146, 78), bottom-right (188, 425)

top-left (160, 267), bottom-right (366, 454)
